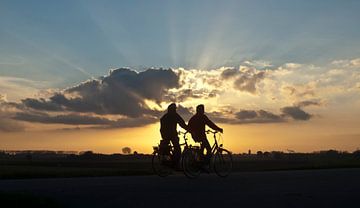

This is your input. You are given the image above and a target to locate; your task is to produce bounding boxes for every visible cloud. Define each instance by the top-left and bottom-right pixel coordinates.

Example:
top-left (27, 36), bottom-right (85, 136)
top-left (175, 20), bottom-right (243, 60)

top-left (14, 111), bottom-right (157, 128)
top-left (221, 67), bottom-right (266, 94)
top-left (332, 58), bottom-right (360, 68)
top-left (14, 112), bottom-right (114, 125)
top-left (22, 68), bottom-right (179, 118)
top-left (281, 106), bottom-right (312, 121)
top-left (208, 105), bottom-right (313, 124)
top-left (165, 89), bottom-right (219, 102)
top-left (221, 68), bottom-right (238, 79)
top-left (235, 110), bottom-right (257, 120)
top-left (296, 100), bottom-right (322, 107)
top-left (3, 68), bottom-right (182, 130)
top-left (233, 71), bottom-right (265, 94)
top-left (0, 76), bottom-right (49, 101)
top-left (0, 100), bottom-right (25, 132)
top-left (22, 98), bottom-right (63, 111)
top-left (176, 105), bottom-right (193, 121)
top-left (4, 57), bottom-right (360, 131)
top-left (234, 109), bottom-right (284, 124)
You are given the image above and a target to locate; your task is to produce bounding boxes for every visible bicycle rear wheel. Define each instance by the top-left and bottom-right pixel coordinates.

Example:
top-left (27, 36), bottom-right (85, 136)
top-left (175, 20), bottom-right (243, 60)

top-left (182, 148), bottom-right (201, 179)
top-left (213, 148), bottom-right (232, 177)
top-left (152, 151), bottom-right (172, 177)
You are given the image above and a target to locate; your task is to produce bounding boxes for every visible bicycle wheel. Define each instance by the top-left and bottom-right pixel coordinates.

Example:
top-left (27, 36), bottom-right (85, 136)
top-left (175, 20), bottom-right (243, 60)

top-left (213, 148), bottom-right (232, 177)
top-left (182, 148), bottom-right (201, 179)
top-left (152, 151), bottom-right (172, 177)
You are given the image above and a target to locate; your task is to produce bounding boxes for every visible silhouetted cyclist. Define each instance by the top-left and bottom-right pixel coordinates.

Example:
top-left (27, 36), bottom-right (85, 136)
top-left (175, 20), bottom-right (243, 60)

top-left (160, 103), bottom-right (188, 169)
top-left (188, 104), bottom-right (223, 169)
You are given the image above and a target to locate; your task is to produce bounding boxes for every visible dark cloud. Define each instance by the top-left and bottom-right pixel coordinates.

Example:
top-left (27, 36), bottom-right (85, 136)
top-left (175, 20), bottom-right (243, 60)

top-left (235, 110), bottom-right (257, 120)
top-left (234, 71), bottom-right (265, 94)
top-left (258, 110), bottom-right (283, 121)
top-left (235, 109), bottom-right (284, 123)
top-left (22, 68), bottom-right (179, 118)
top-left (221, 68), bottom-right (266, 94)
top-left (2, 68), bottom-right (181, 130)
top-left (100, 68), bottom-right (179, 102)
top-left (176, 105), bottom-right (193, 121)
top-left (165, 89), bottom-right (220, 102)
top-left (22, 98), bottom-right (63, 111)
top-left (281, 106), bottom-right (312, 120)
top-left (221, 68), bottom-right (238, 79)
top-left (14, 111), bottom-right (157, 128)
top-left (209, 105), bottom-right (313, 124)
top-left (296, 100), bottom-right (322, 107)
top-left (14, 112), bottom-right (113, 125)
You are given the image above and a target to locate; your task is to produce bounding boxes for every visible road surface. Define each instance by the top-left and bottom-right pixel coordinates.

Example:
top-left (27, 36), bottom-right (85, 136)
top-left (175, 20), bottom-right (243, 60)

top-left (0, 168), bottom-right (359, 207)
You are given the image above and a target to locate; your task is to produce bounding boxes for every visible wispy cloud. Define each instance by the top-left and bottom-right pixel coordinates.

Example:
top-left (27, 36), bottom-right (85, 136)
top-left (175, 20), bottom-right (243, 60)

top-left (0, 76), bottom-right (50, 101)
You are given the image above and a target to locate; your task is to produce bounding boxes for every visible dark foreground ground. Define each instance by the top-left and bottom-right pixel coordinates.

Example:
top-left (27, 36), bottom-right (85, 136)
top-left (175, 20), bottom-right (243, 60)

top-left (0, 168), bottom-right (359, 208)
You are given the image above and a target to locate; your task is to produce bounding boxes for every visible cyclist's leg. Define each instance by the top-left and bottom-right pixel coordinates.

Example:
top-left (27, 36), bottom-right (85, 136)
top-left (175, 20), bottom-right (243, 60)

top-left (170, 136), bottom-right (181, 167)
top-left (159, 137), bottom-right (170, 155)
top-left (201, 139), bottom-right (212, 165)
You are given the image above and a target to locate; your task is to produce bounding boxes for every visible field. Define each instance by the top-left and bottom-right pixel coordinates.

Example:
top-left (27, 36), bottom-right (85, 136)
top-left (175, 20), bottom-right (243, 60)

top-left (1, 151), bottom-right (360, 179)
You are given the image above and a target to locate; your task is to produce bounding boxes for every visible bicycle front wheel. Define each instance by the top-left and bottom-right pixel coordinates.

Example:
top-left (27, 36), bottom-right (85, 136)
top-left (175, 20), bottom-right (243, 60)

top-left (213, 148), bottom-right (232, 177)
top-left (152, 151), bottom-right (172, 177)
top-left (182, 148), bottom-right (201, 179)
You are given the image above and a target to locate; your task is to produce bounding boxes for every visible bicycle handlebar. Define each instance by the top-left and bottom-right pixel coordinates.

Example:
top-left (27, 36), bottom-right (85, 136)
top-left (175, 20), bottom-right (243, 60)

top-left (180, 130), bottom-right (221, 135)
top-left (206, 130), bottom-right (221, 134)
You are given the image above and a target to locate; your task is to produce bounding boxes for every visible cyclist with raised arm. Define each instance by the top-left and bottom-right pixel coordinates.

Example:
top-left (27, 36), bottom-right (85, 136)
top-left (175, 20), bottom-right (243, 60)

top-left (160, 103), bottom-right (188, 169)
top-left (188, 104), bottom-right (223, 170)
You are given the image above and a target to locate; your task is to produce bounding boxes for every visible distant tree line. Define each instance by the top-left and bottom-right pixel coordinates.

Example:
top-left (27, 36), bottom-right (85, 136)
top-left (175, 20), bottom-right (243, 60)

top-left (1, 149), bottom-right (360, 160)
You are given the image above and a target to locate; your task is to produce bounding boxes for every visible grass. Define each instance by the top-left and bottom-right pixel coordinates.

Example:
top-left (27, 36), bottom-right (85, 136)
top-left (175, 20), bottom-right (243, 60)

top-left (0, 154), bottom-right (360, 179)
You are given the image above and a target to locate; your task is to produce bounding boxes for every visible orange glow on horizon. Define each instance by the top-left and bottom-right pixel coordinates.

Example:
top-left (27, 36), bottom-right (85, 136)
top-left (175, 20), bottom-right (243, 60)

top-left (0, 117), bottom-right (360, 154)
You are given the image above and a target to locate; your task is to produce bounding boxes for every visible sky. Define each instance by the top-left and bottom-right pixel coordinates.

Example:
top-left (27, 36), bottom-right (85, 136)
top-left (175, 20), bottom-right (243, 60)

top-left (1, 0), bottom-right (360, 154)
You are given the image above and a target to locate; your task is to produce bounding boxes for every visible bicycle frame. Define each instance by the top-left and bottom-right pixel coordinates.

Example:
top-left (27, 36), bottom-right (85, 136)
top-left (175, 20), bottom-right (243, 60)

top-left (181, 130), bottom-right (233, 178)
top-left (179, 131), bottom-right (198, 151)
top-left (153, 131), bottom-right (193, 156)
top-left (205, 130), bottom-right (224, 155)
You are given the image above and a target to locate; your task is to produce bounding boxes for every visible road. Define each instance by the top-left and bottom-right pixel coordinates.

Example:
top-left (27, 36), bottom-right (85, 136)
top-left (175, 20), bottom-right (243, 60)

top-left (0, 168), bottom-right (359, 208)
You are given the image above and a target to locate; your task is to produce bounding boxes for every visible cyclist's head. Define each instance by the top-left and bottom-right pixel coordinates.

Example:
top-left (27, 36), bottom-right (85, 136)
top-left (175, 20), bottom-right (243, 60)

top-left (196, 104), bottom-right (205, 115)
top-left (167, 103), bottom-right (177, 113)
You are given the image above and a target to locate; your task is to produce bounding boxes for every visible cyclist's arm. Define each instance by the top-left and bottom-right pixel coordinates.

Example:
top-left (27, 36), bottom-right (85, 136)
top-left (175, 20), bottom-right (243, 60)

top-left (176, 114), bottom-right (188, 131)
top-left (204, 115), bottom-right (222, 132)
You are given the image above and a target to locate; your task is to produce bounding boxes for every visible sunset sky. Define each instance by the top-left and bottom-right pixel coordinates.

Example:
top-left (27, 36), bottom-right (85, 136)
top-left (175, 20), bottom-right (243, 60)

top-left (1, 0), bottom-right (360, 154)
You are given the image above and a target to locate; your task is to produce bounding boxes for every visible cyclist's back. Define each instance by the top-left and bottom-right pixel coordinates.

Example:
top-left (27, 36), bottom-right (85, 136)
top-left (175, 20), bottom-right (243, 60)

top-left (188, 106), bottom-right (222, 142)
top-left (160, 111), bottom-right (186, 139)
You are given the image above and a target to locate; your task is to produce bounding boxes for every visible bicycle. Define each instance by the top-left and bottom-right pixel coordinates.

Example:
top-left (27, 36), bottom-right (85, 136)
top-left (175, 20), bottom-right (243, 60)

top-left (182, 130), bottom-right (233, 178)
top-left (152, 131), bottom-right (195, 177)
